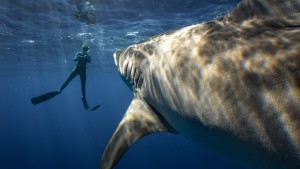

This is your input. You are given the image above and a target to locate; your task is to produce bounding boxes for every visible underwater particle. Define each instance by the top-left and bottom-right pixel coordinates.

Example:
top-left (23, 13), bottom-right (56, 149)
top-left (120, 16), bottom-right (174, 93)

top-left (22, 40), bottom-right (35, 44)
top-left (125, 32), bottom-right (139, 36)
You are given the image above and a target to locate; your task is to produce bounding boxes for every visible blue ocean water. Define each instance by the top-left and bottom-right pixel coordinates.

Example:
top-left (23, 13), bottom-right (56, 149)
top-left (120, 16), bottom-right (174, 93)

top-left (0, 0), bottom-right (245, 169)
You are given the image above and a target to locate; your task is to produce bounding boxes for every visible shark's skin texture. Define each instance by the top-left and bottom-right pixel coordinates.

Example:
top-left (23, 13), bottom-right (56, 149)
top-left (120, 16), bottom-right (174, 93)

top-left (100, 0), bottom-right (300, 169)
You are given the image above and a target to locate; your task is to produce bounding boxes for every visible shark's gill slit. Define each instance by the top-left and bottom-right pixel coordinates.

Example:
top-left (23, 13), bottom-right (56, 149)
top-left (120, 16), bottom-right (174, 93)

top-left (125, 62), bottom-right (132, 80)
top-left (137, 72), bottom-right (144, 89)
top-left (133, 71), bottom-right (142, 90)
top-left (131, 67), bottom-right (136, 84)
top-left (134, 69), bottom-right (140, 88)
top-left (127, 64), bottom-right (134, 80)
top-left (123, 61), bottom-right (129, 77)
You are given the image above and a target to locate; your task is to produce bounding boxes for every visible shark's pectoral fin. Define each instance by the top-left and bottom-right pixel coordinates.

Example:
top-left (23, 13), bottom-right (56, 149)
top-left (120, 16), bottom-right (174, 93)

top-left (99, 98), bottom-right (176, 169)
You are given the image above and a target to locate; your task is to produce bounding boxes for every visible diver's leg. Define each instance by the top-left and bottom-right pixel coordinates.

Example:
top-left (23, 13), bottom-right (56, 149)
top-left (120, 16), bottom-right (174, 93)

top-left (58, 67), bottom-right (78, 93)
top-left (79, 70), bottom-right (89, 109)
top-left (79, 70), bottom-right (87, 98)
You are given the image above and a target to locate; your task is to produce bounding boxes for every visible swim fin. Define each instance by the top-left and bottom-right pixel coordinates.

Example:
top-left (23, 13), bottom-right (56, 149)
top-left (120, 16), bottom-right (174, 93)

top-left (31, 91), bottom-right (60, 105)
top-left (81, 97), bottom-right (100, 111)
top-left (89, 105), bottom-right (100, 111)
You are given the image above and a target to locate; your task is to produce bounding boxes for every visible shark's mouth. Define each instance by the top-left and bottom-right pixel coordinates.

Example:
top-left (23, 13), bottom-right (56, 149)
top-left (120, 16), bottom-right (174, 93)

top-left (114, 51), bottom-right (144, 91)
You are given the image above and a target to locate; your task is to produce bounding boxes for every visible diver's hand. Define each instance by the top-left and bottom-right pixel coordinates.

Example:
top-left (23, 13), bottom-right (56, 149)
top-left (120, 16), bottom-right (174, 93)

top-left (80, 55), bottom-right (87, 59)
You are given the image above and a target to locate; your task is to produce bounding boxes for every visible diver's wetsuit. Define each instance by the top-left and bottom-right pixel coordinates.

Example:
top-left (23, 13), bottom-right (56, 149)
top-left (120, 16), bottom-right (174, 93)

top-left (59, 52), bottom-right (91, 108)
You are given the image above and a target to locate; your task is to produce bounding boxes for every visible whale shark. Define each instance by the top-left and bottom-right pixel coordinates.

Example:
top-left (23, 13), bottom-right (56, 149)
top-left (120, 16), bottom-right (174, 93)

top-left (100, 0), bottom-right (300, 168)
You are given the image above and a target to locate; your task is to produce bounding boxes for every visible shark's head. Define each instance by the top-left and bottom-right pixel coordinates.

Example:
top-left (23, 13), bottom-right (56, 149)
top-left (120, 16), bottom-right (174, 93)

top-left (113, 45), bottom-right (148, 92)
top-left (113, 30), bottom-right (177, 94)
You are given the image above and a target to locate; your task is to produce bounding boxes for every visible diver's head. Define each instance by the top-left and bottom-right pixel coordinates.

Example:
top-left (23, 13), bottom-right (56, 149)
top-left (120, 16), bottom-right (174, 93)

top-left (82, 43), bottom-right (89, 51)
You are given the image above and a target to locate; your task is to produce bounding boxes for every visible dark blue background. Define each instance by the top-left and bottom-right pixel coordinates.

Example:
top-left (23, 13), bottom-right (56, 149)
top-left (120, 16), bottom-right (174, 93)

top-left (0, 0), bottom-right (244, 168)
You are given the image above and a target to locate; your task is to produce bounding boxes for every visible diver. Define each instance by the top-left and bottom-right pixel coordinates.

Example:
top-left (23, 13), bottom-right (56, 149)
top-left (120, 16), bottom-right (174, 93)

top-left (31, 44), bottom-right (100, 111)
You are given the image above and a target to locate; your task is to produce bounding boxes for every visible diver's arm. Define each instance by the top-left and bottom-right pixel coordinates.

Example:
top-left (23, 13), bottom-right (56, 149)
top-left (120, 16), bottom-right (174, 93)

top-left (74, 52), bottom-right (79, 61)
